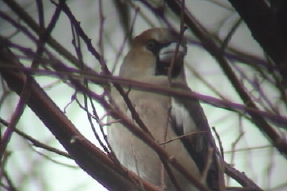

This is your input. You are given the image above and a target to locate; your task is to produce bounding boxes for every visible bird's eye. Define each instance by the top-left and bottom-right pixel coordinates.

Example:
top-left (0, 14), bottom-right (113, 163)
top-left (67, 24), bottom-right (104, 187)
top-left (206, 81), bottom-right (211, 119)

top-left (146, 39), bottom-right (157, 50)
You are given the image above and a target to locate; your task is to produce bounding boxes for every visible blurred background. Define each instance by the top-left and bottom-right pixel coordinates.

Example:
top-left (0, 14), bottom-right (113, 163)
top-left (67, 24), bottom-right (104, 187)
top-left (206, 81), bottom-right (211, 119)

top-left (1, 0), bottom-right (287, 191)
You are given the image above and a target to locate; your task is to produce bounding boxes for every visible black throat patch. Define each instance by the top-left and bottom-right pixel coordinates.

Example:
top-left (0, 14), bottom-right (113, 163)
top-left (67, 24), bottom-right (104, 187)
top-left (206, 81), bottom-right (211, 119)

top-left (155, 59), bottom-right (183, 78)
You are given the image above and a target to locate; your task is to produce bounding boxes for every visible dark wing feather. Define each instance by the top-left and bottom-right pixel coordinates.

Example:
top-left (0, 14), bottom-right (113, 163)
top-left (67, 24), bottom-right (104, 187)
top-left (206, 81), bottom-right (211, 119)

top-left (171, 82), bottom-right (223, 191)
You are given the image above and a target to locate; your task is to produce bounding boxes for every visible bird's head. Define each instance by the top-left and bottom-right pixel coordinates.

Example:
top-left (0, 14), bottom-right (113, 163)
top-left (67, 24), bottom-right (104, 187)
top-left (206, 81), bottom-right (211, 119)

top-left (119, 28), bottom-right (187, 81)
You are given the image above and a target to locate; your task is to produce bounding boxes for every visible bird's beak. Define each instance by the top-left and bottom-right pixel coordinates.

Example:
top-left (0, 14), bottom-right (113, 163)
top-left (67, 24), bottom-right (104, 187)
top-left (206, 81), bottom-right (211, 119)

top-left (159, 42), bottom-right (186, 64)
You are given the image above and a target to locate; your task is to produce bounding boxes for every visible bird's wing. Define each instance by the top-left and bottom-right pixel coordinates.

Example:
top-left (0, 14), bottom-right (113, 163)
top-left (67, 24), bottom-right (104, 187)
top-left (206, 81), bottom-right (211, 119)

top-left (170, 82), bottom-right (225, 191)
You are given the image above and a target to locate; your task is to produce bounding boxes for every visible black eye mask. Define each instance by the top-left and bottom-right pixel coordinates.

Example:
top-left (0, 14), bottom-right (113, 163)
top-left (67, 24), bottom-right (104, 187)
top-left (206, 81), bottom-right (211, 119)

top-left (146, 39), bottom-right (183, 78)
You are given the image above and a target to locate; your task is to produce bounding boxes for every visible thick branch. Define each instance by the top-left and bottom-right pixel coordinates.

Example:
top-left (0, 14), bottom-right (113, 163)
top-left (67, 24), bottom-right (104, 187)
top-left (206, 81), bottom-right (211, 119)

top-left (164, 0), bottom-right (287, 158)
top-left (0, 37), bottom-right (160, 191)
top-left (228, 0), bottom-right (287, 86)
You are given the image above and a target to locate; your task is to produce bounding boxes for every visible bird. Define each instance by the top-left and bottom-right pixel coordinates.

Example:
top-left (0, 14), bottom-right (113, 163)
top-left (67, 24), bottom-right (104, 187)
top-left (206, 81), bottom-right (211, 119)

top-left (107, 28), bottom-right (225, 191)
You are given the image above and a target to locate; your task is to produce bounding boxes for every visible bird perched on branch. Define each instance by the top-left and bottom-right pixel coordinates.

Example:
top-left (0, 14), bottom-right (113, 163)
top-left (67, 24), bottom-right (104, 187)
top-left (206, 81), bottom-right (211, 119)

top-left (107, 28), bottom-right (225, 191)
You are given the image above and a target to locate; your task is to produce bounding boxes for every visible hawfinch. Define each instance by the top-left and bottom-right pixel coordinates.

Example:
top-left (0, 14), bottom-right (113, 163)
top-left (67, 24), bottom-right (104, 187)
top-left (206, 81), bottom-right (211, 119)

top-left (107, 28), bottom-right (225, 191)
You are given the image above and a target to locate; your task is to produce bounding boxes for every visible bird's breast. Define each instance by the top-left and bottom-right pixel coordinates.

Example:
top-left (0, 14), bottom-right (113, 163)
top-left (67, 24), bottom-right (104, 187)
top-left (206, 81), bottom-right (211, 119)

top-left (107, 89), bottom-right (201, 190)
